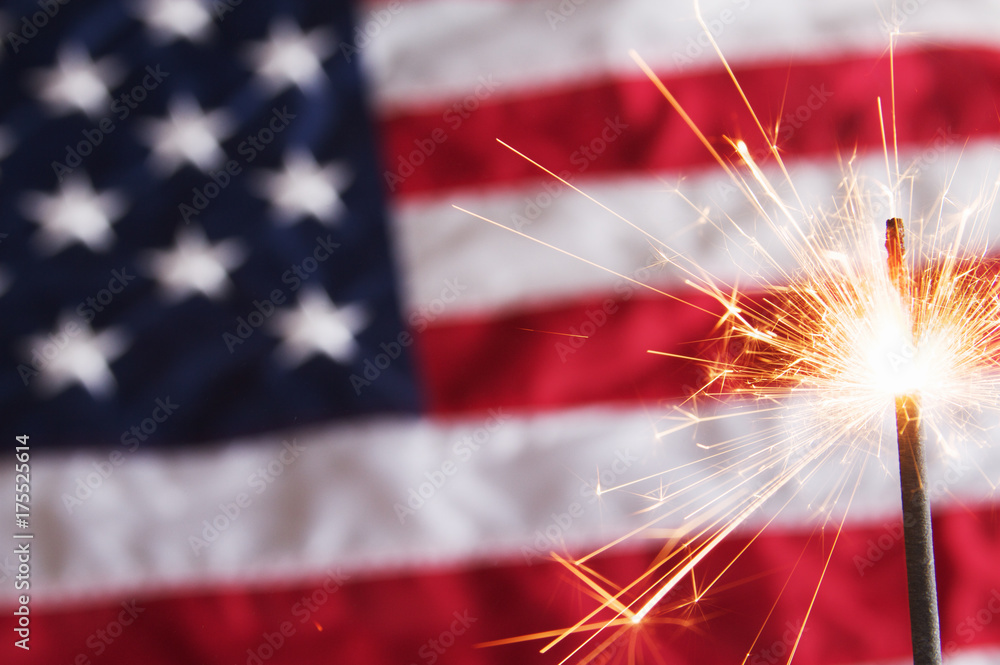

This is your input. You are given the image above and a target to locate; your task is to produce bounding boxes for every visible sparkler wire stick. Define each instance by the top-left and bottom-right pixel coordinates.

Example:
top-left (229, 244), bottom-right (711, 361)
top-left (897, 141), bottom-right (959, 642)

top-left (886, 218), bottom-right (943, 665)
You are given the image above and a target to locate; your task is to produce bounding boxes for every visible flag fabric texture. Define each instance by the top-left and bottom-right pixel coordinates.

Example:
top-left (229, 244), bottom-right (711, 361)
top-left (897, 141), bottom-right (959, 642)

top-left (2, 0), bottom-right (1000, 664)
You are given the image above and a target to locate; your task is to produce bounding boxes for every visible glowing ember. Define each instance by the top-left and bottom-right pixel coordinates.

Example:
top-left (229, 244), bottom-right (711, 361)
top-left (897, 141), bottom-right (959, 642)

top-left (459, 17), bottom-right (1000, 665)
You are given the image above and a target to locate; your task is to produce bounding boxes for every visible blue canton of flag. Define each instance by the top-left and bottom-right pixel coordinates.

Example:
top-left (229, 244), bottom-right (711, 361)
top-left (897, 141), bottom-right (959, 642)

top-left (0, 0), bottom-right (419, 447)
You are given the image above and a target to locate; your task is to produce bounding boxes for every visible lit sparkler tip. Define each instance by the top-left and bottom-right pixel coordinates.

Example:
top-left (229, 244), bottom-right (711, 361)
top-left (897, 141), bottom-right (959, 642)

top-left (885, 217), bottom-right (907, 296)
top-left (885, 217), bottom-right (904, 262)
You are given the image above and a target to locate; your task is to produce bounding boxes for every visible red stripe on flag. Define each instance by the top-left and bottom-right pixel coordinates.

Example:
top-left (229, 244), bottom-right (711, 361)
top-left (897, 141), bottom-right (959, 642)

top-left (416, 253), bottom-right (1000, 415)
top-left (6, 504), bottom-right (998, 664)
top-left (380, 46), bottom-right (1000, 197)
top-left (414, 290), bottom-right (720, 415)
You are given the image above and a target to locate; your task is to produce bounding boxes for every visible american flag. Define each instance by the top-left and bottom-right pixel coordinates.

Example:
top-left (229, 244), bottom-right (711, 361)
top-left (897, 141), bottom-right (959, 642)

top-left (2, 0), bottom-right (1000, 663)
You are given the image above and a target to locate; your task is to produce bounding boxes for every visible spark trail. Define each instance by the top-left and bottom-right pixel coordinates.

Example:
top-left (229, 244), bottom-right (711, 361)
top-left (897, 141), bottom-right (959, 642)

top-left (462, 21), bottom-right (1000, 665)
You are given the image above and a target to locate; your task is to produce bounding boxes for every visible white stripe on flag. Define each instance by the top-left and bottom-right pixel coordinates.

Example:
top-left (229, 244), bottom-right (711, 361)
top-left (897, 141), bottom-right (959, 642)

top-left (361, 0), bottom-right (1000, 111)
top-left (392, 141), bottom-right (1000, 317)
top-left (8, 400), bottom-right (998, 606)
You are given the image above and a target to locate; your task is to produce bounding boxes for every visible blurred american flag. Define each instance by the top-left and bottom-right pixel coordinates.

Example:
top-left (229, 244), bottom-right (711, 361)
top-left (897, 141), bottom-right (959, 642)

top-left (2, 0), bottom-right (1000, 663)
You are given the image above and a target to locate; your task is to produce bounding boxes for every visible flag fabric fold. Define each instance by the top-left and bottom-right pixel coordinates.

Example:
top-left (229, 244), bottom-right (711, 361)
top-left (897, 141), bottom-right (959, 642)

top-left (2, 1), bottom-right (1000, 664)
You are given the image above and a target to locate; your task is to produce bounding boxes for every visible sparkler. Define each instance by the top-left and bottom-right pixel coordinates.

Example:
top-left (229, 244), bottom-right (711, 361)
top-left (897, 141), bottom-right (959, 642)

top-left (887, 216), bottom-right (943, 665)
top-left (461, 15), bottom-right (1000, 665)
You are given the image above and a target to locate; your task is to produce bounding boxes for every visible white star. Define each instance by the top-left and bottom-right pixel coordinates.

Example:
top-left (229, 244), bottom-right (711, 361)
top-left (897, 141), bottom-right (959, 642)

top-left (254, 151), bottom-right (352, 225)
top-left (133, 0), bottom-right (213, 44)
top-left (243, 18), bottom-right (334, 93)
top-left (29, 44), bottom-right (124, 118)
top-left (269, 290), bottom-right (367, 367)
top-left (22, 316), bottom-right (130, 399)
top-left (21, 175), bottom-right (127, 254)
top-left (139, 96), bottom-right (234, 175)
top-left (141, 227), bottom-right (247, 301)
